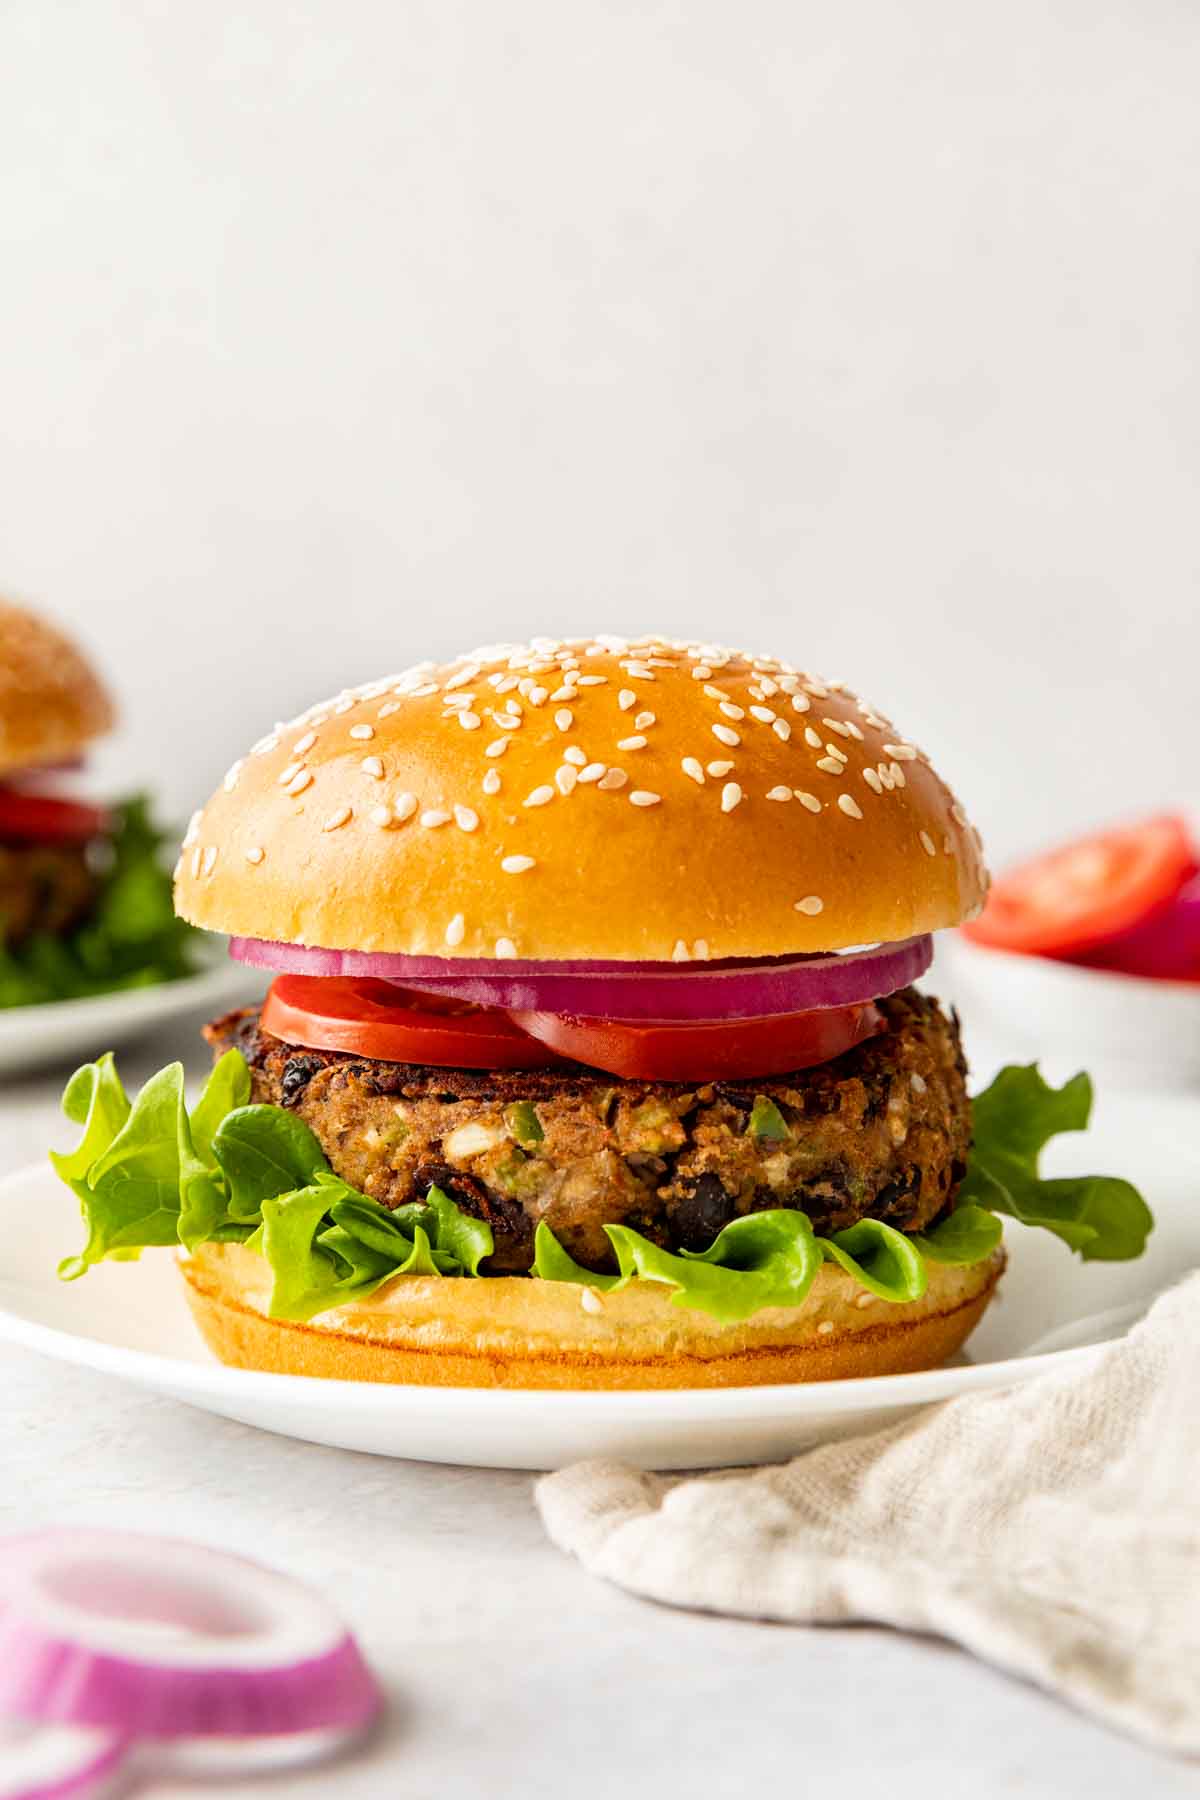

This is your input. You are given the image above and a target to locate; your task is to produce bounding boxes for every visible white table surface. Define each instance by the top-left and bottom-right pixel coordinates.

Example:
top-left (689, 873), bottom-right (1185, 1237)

top-left (1, 1007), bottom-right (1193, 1799)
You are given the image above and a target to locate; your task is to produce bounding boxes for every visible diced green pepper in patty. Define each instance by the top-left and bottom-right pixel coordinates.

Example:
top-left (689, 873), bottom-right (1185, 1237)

top-left (748, 1095), bottom-right (791, 1142)
top-left (505, 1100), bottom-right (544, 1147)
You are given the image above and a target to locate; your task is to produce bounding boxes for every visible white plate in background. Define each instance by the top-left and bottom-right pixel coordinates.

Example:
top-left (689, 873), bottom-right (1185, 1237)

top-left (0, 1087), bottom-right (1192, 1470)
top-left (0, 943), bottom-right (256, 1077)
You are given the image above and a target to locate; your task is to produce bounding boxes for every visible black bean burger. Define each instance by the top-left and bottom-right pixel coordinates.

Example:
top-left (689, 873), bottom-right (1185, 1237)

top-left (51, 634), bottom-right (1152, 1388)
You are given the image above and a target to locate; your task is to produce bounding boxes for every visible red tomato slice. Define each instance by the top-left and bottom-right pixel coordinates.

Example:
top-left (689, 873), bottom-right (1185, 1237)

top-left (962, 815), bottom-right (1196, 957)
top-left (0, 789), bottom-right (109, 844)
top-left (510, 1003), bottom-right (884, 1081)
top-left (261, 975), bottom-right (566, 1070)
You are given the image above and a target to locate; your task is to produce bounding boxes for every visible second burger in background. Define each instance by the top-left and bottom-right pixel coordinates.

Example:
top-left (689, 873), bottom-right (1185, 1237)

top-left (0, 599), bottom-right (198, 1007)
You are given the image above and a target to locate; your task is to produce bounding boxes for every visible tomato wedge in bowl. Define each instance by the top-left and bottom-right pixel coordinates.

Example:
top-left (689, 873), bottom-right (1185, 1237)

top-left (961, 815), bottom-right (1195, 958)
top-left (511, 1002), bottom-right (884, 1081)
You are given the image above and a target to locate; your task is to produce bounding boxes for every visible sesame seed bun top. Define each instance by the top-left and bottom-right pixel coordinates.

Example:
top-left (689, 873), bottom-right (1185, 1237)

top-left (0, 600), bottom-right (116, 777)
top-left (174, 635), bottom-right (989, 962)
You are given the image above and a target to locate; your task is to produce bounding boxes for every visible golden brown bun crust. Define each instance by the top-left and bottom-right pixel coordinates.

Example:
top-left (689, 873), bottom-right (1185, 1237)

top-left (174, 636), bottom-right (988, 961)
top-left (0, 600), bottom-right (116, 776)
top-left (180, 1242), bottom-right (1005, 1390)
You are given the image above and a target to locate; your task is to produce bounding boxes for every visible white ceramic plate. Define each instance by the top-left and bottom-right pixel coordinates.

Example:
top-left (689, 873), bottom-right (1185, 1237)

top-left (0, 1089), bottom-right (1194, 1471)
top-left (0, 944), bottom-right (254, 1077)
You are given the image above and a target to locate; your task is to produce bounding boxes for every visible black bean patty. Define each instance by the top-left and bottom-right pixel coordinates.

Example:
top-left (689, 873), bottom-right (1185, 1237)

top-left (204, 988), bottom-right (970, 1274)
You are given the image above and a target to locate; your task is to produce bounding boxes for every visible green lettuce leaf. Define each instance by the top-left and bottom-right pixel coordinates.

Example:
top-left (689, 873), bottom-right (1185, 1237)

top-left (190, 1050), bottom-right (251, 1163)
top-left (50, 1050), bottom-right (1152, 1329)
top-left (0, 795), bottom-right (203, 1009)
top-left (259, 1183), bottom-right (387, 1320)
top-left (176, 1052), bottom-right (253, 1248)
top-left (912, 1202), bottom-right (1004, 1266)
top-left (422, 1185), bottom-right (494, 1277)
top-left (50, 1055), bottom-right (131, 1202)
top-left (322, 1194), bottom-right (433, 1267)
top-left (820, 1218), bottom-right (928, 1302)
top-left (532, 1222), bottom-right (623, 1291)
top-left (669, 1212), bottom-right (823, 1318)
top-left (212, 1103), bottom-right (332, 1221)
top-left (51, 1048), bottom-right (497, 1319)
top-left (57, 1063), bottom-right (199, 1278)
top-left (259, 1182), bottom-right (491, 1320)
top-left (258, 1184), bottom-right (350, 1318)
top-left (959, 1065), bottom-right (1153, 1261)
top-left (534, 1206), bottom-right (990, 1321)
top-left (534, 1211), bottom-right (824, 1324)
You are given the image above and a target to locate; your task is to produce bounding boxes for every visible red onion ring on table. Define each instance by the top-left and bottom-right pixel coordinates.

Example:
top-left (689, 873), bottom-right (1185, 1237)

top-left (0, 1530), bottom-right (380, 1745)
top-left (0, 1720), bottom-right (127, 1800)
top-left (229, 934), bottom-right (933, 1019)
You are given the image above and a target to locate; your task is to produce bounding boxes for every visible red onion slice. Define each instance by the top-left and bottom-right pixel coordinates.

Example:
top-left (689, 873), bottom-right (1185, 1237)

top-left (0, 1722), bottom-right (126, 1800)
top-left (0, 1531), bottom-right (380, 1743)
top-left (230, 935), bottom-right (933, 1020)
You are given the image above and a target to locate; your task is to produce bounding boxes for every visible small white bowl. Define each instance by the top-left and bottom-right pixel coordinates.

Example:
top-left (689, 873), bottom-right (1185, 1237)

top-left (938, 933), bottom-right (1200, 1090)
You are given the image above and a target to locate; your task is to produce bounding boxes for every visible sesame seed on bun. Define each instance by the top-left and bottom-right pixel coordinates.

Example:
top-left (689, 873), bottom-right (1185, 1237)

top-left (175, 634), bottom-right (988, 962)
top-left (0, 600), bottom-right (116, 776)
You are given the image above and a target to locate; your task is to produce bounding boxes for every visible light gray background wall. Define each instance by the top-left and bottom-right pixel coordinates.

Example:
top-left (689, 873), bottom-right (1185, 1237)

top-left (2, 1), bottom-right (1198, 864)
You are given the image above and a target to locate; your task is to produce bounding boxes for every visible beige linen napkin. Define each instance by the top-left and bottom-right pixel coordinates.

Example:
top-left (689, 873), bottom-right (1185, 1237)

top-left (537, 1274), bottom-right (1200, 1755)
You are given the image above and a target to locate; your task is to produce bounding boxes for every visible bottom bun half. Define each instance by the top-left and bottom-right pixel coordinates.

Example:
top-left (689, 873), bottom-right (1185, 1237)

top-left (179, 1241), bottom-right (1006, 1391)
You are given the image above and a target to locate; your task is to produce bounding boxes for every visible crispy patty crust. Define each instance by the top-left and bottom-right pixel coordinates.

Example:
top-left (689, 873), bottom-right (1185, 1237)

top-left (206, 988), bottom-right (971, 1273)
